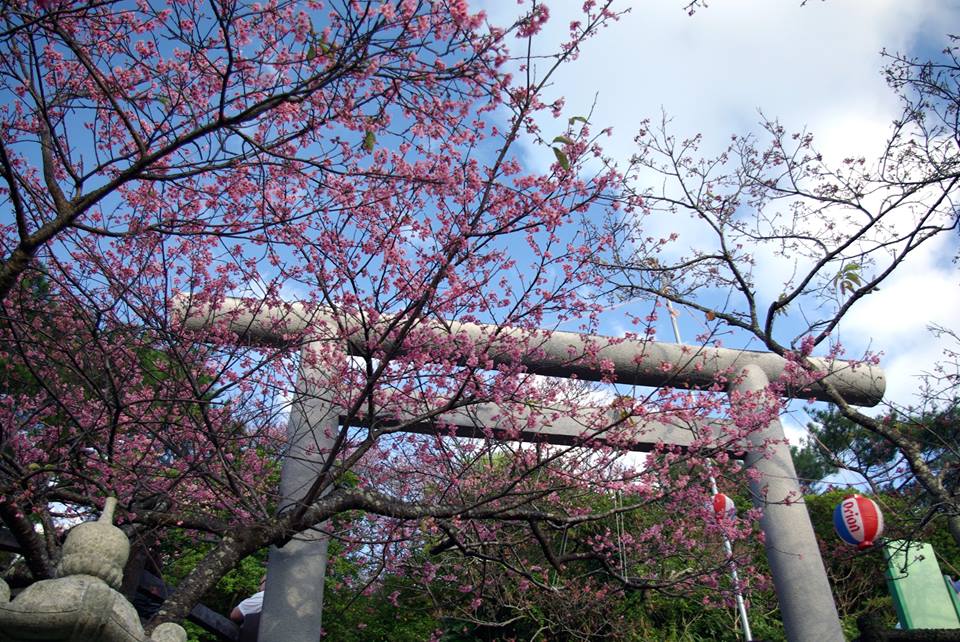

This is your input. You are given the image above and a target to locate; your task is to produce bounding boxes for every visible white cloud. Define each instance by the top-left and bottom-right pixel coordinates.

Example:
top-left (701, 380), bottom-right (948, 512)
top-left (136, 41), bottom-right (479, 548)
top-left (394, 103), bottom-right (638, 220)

top-left (484, 1), bottom-right (952, 160)
top-left (838, 233), bottom-right (960, 406)
top-left (477, 1), bottom-right (959, 412)
top-left (780, 412), bottom-right (809, 447)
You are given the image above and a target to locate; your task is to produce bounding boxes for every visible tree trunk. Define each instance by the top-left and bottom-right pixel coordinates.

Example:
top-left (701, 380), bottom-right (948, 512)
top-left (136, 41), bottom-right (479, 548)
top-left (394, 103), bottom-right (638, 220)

top-left (948, 513), bottom-right (960, 551)
top-left (0, 500), bottom-right (54, 580)
top-left (145, 529), bottom-right (267, 631)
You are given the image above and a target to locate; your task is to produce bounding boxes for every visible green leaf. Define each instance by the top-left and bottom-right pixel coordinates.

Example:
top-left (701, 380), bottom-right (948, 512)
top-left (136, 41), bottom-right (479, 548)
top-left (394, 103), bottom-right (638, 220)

top-left (833, 262), bottom-right (865, 297)
top-left (552, 146), bottom-right (570, 170)
top-left (552, 135), bottom-right (574, 145)
top-left (774, 293), bottom-right (791, 315)
top-left (363, 131), bottom-right (376, 152)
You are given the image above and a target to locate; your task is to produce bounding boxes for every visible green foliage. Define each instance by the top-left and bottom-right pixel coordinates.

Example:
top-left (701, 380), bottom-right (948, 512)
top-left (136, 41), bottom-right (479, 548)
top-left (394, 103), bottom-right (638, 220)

top-left (550, 120), bottom-right (584, 171)
top-left (552, 146), bottom-right (570, 170)
top-left (0, 271), bottom-right (51, 397)
top-left (833, 262), bottom-right (863, 296)
top-left (181, 621), bottom-right (212, 642)
top-left (804, 404), bottom-right (960, 487)
top-left (400, 484), bottom-right (955, 640)
top-left (603, 590), bottom-right (779, 642)
top-left (799, 403), bottom-right (960, 555)
top-left (159, 530), bottom-right (268, 642)
top-left (156, 468), bottom-right (960, 641)
top-left (790, 438), bottom-right (839, 492)
top-left (319, 539), bottom-right (439, 641)
top-left (804, 408), bottom-right (896, 474)
top-left (321, 576), bottom-right (439, 641)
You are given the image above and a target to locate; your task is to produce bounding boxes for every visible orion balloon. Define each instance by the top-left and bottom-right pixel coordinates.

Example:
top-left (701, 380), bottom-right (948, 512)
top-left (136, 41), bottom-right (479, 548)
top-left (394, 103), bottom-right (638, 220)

top-left (833, 494), bottom-right (884, 549)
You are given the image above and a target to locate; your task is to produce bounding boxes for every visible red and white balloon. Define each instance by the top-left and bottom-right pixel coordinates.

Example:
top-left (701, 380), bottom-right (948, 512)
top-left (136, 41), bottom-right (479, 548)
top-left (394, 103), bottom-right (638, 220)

top-left (712, 493), bottom-right (736, 520)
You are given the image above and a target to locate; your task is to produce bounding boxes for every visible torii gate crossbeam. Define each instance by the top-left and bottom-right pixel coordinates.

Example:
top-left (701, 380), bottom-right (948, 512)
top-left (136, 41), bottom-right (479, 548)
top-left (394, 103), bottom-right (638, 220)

top-left (181, 297), bottom-right (884, 642)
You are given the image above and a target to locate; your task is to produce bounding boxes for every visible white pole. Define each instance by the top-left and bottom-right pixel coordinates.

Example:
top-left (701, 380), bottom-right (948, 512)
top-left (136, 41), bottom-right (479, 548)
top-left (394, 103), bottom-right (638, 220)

top-left (666, 302), bottom-right (753, 642)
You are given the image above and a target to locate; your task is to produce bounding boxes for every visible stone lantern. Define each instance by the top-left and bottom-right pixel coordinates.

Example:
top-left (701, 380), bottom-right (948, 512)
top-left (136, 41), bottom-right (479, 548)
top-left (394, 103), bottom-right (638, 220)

top-left (0, 497), bottom-right (186, 642)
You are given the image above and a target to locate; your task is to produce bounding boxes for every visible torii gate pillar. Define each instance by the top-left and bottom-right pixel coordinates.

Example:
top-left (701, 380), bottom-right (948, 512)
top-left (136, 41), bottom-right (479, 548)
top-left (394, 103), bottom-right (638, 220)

top-left (733, 365), bottom-right (844, 642)
top-left (259, 356), bottom-right (335, 641)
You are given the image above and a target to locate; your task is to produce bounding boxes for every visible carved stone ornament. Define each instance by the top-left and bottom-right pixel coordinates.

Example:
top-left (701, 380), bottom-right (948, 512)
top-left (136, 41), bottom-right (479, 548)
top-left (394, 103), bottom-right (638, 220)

top-left (0, 497), bottom-right (186, 642)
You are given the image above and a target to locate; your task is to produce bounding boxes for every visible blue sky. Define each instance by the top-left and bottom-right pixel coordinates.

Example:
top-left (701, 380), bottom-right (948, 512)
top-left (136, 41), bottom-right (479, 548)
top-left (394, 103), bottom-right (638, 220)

top-left (476, 0), bottom-right (960, 445)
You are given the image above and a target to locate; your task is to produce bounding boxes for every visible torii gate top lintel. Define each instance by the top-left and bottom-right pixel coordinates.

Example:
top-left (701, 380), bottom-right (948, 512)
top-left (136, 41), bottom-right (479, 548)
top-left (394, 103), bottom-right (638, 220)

top-left (180, 295), bottom-right (885, 407)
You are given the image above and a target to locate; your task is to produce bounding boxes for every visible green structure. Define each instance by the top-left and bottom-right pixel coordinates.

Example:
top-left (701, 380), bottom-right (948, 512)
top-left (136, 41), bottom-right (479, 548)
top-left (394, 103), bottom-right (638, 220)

top-left (884, 540), bottom-right (960, 630)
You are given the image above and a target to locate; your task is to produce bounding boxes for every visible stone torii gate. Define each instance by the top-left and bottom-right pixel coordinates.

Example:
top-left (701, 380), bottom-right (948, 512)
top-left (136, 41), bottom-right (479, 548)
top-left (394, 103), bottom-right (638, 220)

top-left (183, 297), bottom-right (885, 642)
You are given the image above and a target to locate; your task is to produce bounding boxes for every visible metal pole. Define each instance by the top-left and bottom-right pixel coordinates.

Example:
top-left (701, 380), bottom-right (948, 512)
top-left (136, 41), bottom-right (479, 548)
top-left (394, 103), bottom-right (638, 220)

top-left (259, 354), bottom-right (336, 641)
top-left (708, 475), bottom-right (754, 642)
top-left (666, 302), bottom-right (751, 641)
top-left (731, 365), bottom-right (844, 642)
